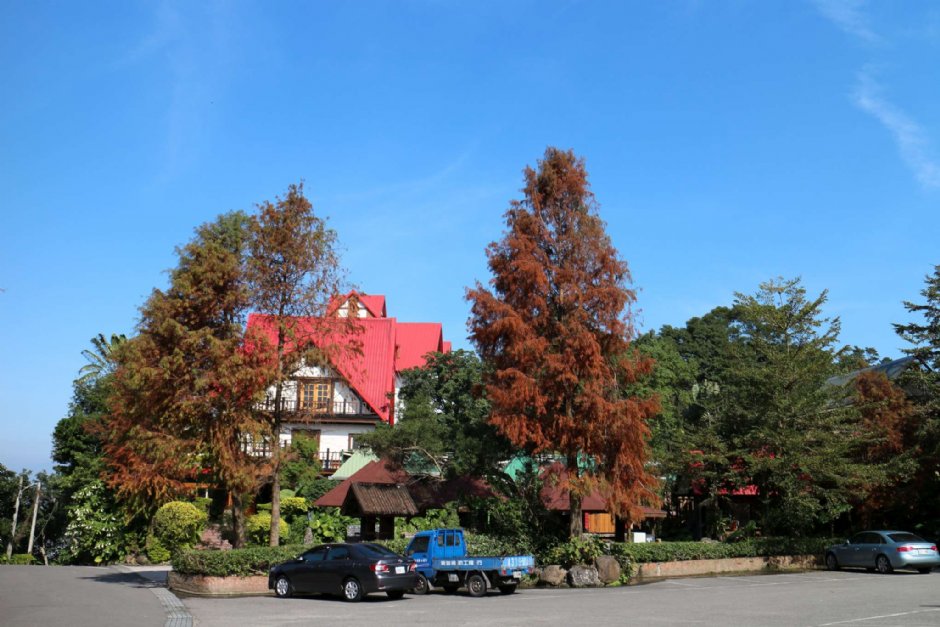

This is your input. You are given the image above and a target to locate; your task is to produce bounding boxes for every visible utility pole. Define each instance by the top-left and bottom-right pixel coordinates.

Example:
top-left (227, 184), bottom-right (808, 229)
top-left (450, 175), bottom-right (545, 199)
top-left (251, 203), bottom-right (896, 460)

top-left (6, 475), bottom-right (23, 559)
top-left (27, 482), bottom-right (41, 555)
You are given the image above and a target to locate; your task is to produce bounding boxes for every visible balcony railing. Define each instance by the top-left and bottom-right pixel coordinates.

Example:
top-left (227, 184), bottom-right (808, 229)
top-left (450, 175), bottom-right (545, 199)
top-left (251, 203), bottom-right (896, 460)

top-left (255, 397), bottom-right (376, 417)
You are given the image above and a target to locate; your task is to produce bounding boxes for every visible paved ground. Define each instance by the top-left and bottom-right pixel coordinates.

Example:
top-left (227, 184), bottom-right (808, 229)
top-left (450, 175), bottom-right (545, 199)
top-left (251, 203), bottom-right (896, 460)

top-left (0, 564), bottom-right (168, 627)
top-left (182, 569), bottom-right (940, 627)
top-left (2, 566), bottom-right (938, 626)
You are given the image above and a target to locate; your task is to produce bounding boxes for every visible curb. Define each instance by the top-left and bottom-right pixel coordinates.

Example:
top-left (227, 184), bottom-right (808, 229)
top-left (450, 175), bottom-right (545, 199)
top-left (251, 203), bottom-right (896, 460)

top-left (113, 566), bottom-right (194, 627)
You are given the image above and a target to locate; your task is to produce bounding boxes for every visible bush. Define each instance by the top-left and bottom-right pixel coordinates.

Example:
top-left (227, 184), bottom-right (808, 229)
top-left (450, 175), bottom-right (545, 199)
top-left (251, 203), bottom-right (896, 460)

top-left (308, 508), bottom-right (352, 543)
top-left (395, 504), bottom-right (460, 538)
top-left (1, 554), bottom-right (37, 565)
top-left (173, 544), bottom-right (308, 577)
top-left (247, 512), bottom-right (290, 545)
top-left (148, 501), bottom-right (208, 561)
top-left (543, 535), bottom-right (606, 568)
top-left (146, 536), bottom-right (171, 564)
top-left (607, 537), bottom-right (838, 565)
top-left (192, 498), bottom-right (213, 515)
top-left (280, 497), bottom-right (309, 521)
top-left (61, 481), bottom-right (129, 565)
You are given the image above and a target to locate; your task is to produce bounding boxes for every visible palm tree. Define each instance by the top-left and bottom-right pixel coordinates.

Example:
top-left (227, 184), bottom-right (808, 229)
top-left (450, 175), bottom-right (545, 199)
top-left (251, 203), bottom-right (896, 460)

top-left (76, 333), bottom-right (127, 384)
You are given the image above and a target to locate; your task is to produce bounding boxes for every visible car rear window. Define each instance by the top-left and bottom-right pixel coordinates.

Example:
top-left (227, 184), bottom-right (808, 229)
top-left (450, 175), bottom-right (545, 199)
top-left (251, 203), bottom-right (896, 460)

top-left (358, 544), bottom-right (400, 559)
top-left (888, 533), bottom-right (926, 543)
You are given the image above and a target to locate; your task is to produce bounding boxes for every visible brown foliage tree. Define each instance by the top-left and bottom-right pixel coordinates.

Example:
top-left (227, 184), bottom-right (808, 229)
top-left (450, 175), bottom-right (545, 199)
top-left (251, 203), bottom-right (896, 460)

top-left (246, 183), bottom-right (358, 546)
top-left (102, 212), bottom-right (269, 545)
top-left (853, 370), bottom-right (918, 527)
top-left (467, 147), bottom-right (660, 537)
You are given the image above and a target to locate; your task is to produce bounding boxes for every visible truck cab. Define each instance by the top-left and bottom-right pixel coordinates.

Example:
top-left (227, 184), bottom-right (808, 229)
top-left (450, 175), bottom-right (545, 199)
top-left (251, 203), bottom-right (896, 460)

top-left (405, 528), bottom-right (535, 597)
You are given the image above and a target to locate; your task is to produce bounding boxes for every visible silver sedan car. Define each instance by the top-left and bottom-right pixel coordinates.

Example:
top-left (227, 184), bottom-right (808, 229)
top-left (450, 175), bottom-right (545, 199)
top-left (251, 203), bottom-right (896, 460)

top-left (826, 530), bottom-right (940, 574)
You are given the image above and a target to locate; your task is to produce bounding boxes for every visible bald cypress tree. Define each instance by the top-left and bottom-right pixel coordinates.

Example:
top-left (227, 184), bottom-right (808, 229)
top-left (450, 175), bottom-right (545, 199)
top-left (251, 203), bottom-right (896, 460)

top-left (468, 147), bottom-right (659, 537)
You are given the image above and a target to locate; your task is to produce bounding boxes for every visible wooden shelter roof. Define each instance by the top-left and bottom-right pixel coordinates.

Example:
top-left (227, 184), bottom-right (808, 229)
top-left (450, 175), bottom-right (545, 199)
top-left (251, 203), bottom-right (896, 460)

top-left (342, 482), bottom-right (419, 517)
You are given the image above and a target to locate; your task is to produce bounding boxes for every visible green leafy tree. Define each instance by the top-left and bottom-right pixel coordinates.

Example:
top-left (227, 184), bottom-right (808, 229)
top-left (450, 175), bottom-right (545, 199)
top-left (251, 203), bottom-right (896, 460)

top-left (721, 277), bottom-right (879, 533)
top-left (358, 350), bottom-right (513, 477)
top-left (893, 264), bottom-right (940, 531)
top-left (61, 480), bottom-right (129, 564)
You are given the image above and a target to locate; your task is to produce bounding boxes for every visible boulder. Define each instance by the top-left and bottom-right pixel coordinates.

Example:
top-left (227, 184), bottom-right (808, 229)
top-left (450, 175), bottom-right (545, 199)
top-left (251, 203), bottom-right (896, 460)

top-left (595, 555), bottom-right (622, 584)
top-left (567, 565), bottom-right (601, 588)
top-left (539, 565), bottom-right (568, 586)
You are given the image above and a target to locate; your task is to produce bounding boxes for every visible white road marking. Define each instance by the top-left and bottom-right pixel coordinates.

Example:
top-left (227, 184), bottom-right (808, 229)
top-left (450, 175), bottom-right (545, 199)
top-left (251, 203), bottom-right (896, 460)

top-left (815, 607), bottom-right (940, 626)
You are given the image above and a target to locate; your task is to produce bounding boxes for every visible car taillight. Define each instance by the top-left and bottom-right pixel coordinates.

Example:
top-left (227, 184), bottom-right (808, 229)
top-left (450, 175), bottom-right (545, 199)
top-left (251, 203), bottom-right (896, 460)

top-left (371, 563), bottom-right (389, 573)
top-left (897, 546), bottom-right (911, 552)
top-left (932, 546), bottom-right (938, 552)
top-left (409, 562), bottom-right (417, 572)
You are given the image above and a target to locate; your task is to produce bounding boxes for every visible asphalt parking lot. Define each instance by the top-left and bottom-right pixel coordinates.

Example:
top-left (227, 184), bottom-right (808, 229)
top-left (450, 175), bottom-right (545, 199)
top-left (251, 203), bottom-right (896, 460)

top-left (182, 569), bottom-right (940, 627)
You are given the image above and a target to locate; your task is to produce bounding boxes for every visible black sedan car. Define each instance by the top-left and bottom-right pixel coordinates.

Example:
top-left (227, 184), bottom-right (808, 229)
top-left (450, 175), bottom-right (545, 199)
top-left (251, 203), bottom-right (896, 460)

top-left (268, 543), bottom-right (418, 602)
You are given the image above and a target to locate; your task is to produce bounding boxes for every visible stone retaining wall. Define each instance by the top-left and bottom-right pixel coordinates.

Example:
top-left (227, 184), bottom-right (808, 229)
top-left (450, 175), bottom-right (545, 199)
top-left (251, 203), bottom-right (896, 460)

top-left (168, 571), bottom-right (271, 596)
top-left (633, 554), bottom-right (821, 581)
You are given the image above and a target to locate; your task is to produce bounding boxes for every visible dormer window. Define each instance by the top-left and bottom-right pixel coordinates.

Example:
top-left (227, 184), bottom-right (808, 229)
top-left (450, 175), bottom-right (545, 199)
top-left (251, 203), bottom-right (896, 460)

top-left (299, 379), bottom-right (332, 413)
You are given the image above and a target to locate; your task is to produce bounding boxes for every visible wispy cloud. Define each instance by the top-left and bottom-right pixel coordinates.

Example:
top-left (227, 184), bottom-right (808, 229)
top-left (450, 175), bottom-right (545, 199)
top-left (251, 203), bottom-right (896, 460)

top-left (811, 0), bottom-right (881, 43)
top-left (854, 68), bottom-right (940, 189)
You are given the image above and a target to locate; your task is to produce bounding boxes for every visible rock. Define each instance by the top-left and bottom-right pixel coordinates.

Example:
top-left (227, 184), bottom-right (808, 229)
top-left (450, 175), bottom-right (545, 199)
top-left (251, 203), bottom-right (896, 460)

top-left (303, 526), bottom-right (314, 545)
top-left (595, 555), bottom-right (621, 584)
top-left (567, 565), bottom-right (601, 588)
top-left (539, 565), bottom-right (568, 586)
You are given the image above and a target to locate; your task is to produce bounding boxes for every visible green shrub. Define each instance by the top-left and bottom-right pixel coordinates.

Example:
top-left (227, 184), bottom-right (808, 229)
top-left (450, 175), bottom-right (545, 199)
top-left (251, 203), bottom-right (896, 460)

top-left (191, 498), bottom-right (213, 515)
top-left (247, 512), bottom-right (290, 545)
top-left (289, 516), bottom-right (311, 545)
top-left (308, 508), bottom-right (352, 543)
top-left (279, 489), bottom-right (296, 500)
top-left (173, 544), bottom-right (308, 577)
top-left (280, 497), bottom-right (309, 521)
top-left (607, 537), bottom-right (837, 565)
top-left (256, 503), bottom-right (272, 513)
top-left (150, 501), bottom-right (208, 558)
top-left (1, 554), bottom-right (37, 565)
top-left (395, 504), bottom-right (459, 538)
top-left (61, 481), bottom-right (129, 565)
top-left (146, 536), bottom-right (171, 563)
top-left (544, 535), bottom-right (605, 568)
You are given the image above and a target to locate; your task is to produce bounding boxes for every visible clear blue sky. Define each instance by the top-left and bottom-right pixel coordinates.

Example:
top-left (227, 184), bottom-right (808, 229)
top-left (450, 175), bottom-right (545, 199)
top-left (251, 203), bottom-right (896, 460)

top-left (2, 1), bottom-right (938, 473)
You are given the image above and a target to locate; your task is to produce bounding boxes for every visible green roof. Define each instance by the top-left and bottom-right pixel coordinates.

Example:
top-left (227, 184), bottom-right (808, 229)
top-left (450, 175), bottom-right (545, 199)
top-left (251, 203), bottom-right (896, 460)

top-left (330, 450), bottom-right (379, 480)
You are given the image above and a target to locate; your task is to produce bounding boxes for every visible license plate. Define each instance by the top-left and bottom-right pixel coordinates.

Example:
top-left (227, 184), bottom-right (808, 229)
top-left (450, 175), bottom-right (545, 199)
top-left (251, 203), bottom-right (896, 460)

top-left (512, 571), bottom-right (522, 579)
top-left (917, 549), bottom-right (933, 556)
top-left (395, 566), bottom-right (405, 574)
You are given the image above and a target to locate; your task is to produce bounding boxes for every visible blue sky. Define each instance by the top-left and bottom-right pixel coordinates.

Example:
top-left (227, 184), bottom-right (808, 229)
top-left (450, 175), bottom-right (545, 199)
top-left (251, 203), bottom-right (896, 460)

top-left (2, 1), bottom-right (938, 473)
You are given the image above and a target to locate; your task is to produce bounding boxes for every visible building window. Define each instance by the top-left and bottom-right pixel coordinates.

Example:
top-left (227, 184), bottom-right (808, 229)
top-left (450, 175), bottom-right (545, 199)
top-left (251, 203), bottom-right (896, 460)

top-left (299, 380), bottom-right (332, 413)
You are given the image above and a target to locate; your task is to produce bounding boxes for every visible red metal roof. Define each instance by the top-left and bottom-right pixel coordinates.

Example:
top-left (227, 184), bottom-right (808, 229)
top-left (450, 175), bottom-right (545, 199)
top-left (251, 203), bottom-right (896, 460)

top-left (326, 291), bottom-right (387, 318)
top-left (395, 322), bottom-right (445, 371)
top-left (246, 291), bottom-right (448, 425)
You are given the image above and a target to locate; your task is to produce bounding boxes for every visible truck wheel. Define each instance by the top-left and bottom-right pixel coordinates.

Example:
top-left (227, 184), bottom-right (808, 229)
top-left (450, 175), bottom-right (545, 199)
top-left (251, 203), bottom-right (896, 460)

top-left (466, 573), bottom-right (487, 598)
top-left (498, 584), bottom-right (517, 595)
top-left (442, 585), bottom-right (459, 594)
top-left (412, 574), bottom-right (430, 595)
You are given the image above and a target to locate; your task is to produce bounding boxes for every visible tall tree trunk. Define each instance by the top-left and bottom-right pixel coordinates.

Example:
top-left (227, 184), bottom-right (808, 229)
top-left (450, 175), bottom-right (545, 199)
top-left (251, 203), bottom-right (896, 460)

top-left (231, 492), bottom-right (247, 549)
top-left (269, 324), bottom-right (286, 546)
top-left (568, 452), bottom-right (583, 538)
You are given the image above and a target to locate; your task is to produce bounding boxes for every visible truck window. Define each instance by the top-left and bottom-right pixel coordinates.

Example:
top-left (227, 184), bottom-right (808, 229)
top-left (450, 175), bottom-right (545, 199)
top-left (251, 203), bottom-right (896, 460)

top-left (437, 535), bottom-right (445, 547)
top-left (446, 532), bottom-right (458, 546)
top-left (408, 536), bottom-right (429, 555)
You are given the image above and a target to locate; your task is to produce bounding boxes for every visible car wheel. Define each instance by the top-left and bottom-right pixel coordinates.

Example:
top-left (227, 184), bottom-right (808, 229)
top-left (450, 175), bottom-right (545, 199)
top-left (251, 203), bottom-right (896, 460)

top-left (876, 555), bottom-right (893, 574)
top-left (442, 585), bottom-right (459, 594)
top-left (412, 574), bottom-right (430, 595)
top-left (918, 567), bottom-right (933, 574)
top-left (274, 575), bottom-right (293, 598)
top-left (498, 584), bottom-right (517, 595)
top-left (342, 577), bottom-right (363, 602)
top-left (825, 553), bottom-right (840, 571)
top-left (466, 573), bottom-right (487, 598)
top-left (387, 590), bottom-right (405, 600)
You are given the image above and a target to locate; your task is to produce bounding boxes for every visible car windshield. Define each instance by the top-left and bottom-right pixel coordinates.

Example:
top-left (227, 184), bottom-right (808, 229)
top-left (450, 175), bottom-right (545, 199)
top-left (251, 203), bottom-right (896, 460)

top-left (888, 533), bottom-right (926, 543)
top-left (358, 543), bottom-right (400, 559)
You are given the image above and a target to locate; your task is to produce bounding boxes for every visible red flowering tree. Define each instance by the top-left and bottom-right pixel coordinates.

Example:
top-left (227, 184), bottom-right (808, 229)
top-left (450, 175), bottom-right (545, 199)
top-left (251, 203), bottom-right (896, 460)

top-left (467, 147), bottom-right (660, 537)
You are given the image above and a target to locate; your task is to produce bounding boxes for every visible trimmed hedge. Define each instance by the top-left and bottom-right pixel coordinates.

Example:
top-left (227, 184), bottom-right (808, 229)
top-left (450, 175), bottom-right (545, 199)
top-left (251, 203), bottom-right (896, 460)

top-left (609, 537), bottom-right (837, 564)
top-left (173, 544), bottom-right (308, 577)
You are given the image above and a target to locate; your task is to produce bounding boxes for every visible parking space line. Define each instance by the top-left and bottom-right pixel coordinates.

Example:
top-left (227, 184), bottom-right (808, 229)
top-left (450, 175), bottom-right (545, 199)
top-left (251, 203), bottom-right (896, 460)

top-left (815, 608), bottom-right (940, 626)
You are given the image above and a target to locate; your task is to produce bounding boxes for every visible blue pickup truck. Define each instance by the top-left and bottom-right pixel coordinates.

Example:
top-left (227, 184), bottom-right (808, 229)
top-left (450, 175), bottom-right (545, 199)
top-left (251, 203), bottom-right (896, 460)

top-left (404, 528), bottom-right (536, 597)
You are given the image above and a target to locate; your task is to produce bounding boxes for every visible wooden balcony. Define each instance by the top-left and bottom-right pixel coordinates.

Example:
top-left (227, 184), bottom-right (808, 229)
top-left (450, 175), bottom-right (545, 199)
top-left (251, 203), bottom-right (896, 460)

top-left (255, 397), bottom-right (377, 420)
